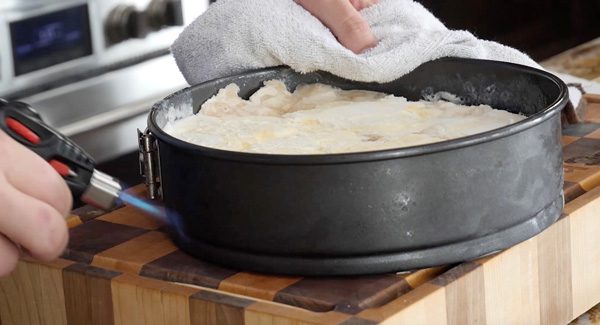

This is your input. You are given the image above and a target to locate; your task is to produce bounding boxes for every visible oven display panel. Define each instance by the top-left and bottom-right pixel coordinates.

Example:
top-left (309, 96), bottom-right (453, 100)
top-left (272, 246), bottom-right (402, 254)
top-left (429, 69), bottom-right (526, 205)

top-left (10, 4), bottom-right (92, 76)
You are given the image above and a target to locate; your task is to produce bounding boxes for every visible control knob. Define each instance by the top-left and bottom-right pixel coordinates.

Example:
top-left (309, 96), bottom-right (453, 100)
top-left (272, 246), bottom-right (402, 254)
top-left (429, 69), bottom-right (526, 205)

top-left (104, 5), bottom-right (150, 45)
top-left (104, 0), bottom-right (183, 46)
top-left (147, 0), bottom-right (184, 30)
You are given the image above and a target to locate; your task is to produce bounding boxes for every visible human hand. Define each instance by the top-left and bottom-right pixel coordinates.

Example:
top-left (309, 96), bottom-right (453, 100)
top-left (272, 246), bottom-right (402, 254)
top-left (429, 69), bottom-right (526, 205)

top-left (0, 130), bottom-right (71, 276)
top-left (296, 0), bottom-right (379, 54)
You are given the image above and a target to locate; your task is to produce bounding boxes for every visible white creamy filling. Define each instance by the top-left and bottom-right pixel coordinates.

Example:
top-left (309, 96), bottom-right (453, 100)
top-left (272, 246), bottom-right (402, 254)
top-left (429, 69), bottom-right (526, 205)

top-left (163, 80), bottom-right (525, 154)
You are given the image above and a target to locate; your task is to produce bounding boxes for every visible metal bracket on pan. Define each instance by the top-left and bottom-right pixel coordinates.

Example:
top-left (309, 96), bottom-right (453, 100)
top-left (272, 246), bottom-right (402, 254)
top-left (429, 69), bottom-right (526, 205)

top-left (138, 128), bottom-right (161, 200)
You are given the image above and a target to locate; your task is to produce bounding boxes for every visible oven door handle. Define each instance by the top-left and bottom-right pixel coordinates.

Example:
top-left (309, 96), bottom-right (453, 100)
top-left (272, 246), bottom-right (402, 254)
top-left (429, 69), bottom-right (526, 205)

top-left (58, 99), bottom-right (152, 137)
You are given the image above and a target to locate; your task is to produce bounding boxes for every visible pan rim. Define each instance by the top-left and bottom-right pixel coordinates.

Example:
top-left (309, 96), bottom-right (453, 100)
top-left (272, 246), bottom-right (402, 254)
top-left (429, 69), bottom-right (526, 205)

top-left (148, 57), bottom-right (569, 165)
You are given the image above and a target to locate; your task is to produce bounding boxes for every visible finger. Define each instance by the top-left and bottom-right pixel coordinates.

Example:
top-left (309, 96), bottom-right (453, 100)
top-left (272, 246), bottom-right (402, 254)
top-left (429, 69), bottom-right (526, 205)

top-left (0, 182), bottom-right (69, 261)
top-left (349, 0), bottom-right (378, 11)
top-left (0, 132), bottom-right (72, 217)
top-left (297, 0), bottom-right (378, 53)
top-left (0, 234), bottom-right (19, 277)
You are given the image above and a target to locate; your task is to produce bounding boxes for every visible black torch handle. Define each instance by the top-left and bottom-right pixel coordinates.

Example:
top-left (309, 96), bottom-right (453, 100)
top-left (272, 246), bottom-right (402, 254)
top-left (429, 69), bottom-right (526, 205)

top-left (0, 98), bottom-right (95, 200)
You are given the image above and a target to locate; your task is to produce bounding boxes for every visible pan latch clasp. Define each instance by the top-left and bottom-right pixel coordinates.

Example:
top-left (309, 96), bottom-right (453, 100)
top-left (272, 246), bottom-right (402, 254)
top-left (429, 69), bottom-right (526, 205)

top-left (138, 129), bottom-right (161, 200)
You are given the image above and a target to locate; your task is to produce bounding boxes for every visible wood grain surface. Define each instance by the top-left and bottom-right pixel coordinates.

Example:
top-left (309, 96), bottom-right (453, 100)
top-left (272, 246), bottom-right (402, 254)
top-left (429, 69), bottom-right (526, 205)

top-left (542, 38), bottom-right (600, 80)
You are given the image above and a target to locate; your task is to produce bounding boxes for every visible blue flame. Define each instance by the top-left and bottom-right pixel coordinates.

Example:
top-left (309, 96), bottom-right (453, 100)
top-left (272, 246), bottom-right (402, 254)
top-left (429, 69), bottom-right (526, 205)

top-left (118, 191), bottom-right (169, 224)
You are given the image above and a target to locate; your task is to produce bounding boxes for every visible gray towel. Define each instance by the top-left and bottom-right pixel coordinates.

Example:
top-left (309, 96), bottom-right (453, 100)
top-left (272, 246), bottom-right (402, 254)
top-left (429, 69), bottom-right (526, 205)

top-left (171, 0), bottom-right (540, 85)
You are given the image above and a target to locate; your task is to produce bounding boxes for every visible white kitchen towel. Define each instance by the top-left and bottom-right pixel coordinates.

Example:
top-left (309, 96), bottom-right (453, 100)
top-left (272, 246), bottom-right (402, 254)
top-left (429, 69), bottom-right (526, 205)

top-left (171, 0), bottom-right (541, 85)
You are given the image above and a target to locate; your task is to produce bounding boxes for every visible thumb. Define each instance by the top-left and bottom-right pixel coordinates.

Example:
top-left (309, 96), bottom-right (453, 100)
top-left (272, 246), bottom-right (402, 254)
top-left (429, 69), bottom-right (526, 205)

top-left (297, 0), bottom-right (377, 54)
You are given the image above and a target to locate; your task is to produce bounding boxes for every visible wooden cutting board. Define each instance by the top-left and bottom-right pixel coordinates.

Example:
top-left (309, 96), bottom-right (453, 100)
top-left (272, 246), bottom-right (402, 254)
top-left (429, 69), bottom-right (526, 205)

top-left (542, 37), bottom-right (600, 81)
top-left (1, 95), bottom-right (600, 325)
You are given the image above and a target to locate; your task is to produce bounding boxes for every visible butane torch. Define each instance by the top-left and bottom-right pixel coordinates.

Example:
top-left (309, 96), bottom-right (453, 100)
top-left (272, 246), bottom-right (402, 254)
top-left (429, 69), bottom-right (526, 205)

top-left (0, 98), bottom-right (165, 220)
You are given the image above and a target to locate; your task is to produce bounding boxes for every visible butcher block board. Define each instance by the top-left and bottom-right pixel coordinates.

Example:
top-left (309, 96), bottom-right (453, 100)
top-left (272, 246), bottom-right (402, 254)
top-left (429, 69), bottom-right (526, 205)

top-left (1, 95), bottom-right (600, 325)
top-left (542, 37), bottom-right (600, 81)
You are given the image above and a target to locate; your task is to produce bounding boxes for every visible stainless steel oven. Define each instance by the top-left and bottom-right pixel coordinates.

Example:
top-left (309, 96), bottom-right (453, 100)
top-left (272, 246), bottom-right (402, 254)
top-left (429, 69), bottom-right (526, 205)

top-left (0, 0), bottom-right (208, 166)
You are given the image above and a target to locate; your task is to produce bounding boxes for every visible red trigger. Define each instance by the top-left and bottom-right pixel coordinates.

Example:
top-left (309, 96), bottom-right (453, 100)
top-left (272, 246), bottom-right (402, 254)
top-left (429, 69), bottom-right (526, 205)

top-left (5, 117), bottom-right (41, 144)
top-left (49, 160), bottom-right (71, 177)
